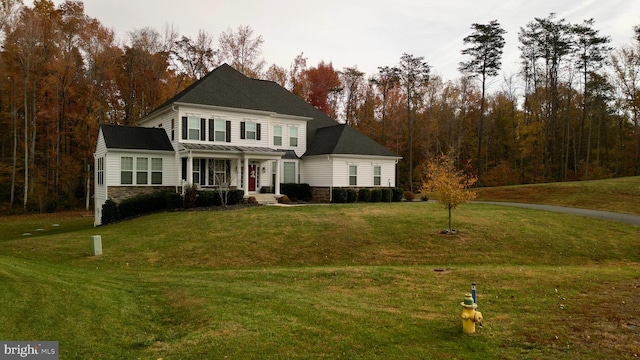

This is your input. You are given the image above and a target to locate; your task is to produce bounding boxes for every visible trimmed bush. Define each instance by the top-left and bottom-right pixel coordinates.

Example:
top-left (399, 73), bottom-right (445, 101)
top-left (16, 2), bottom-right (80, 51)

top-left (404, 191), bottom-right (415, 202)
top-left (226, 189), bottom-right (245, 205)
top-left (346, 189), bottom-right (357, 203)
top-left (392, 188), bottom-right (404, 202)
top-left (278, 195), bottom-right (291, 204)
top-left (358, 188), bottom-right (371, 202)
top-left (332, 188), bottom-right (347, 203)
top-left (196, 191), bottom-right (218, 207)
top-left (280, 183), bottom-right (312, 202)
top-left (101, 199), bottom-right (119, 225)
top-left (370, 189), bottom-right (382, 203)
top-left (381, 188), bottom-right (391, 202)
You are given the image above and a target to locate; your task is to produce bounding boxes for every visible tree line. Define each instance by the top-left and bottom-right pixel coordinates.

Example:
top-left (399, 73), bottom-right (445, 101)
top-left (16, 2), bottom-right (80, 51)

top-left (1, 1), bottom-right (639, 213)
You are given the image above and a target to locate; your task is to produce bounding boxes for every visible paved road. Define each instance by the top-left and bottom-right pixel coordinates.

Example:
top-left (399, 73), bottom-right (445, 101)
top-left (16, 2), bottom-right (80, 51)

top-left (474, 201), bottom-right (640, 226)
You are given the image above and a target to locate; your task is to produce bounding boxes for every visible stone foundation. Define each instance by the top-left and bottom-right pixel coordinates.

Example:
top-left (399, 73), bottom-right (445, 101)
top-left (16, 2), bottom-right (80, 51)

top-left (108, 186), bottom-right (178, 203)
top-left (310, 187), bottom-right (331, 203)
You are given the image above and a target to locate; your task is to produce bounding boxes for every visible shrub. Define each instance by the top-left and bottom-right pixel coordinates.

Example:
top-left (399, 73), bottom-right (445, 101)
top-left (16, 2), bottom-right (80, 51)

top-left (278, 195), bottom-right (291, 204)
top-left (404, 191), bottom-right (415, 201)
top-left (346, 189), bottom-right (357, 203)
top-left (332, 188), bottom-right (347, 203)
top-left (392, 188), bottom-right (404, 202)
top-left (381, 188), bottom-right (391, 202)
top-left (370, 189), bottom-right (382, 202)
top-left (196, 191), bottom-right (218, 207)
top-left (247, 196), bottom-right (257, 204)
top-left (165, 193), bottom-right (184, 209)
top-left (280, 183), bottom-right (312, 202)
top-left (183, 184), bottom-right (198, 208)
top-left (227, 189), bottom-right (245, 205)
top-left (358, 188), bottom-right (371, 202)
top-left (421, 194), bottom-right (429, 201)
top-left (101, 199), bottom-right (119, 225)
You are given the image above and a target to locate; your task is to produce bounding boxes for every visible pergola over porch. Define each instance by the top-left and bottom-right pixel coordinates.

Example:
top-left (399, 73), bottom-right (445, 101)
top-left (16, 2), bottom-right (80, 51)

top-left (179, 143), bottom-right (286, 196)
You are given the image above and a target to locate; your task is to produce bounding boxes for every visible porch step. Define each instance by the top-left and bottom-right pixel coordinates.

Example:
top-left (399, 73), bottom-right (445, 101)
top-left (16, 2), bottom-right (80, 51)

top-left (250, 193), bottom-right (278, 205)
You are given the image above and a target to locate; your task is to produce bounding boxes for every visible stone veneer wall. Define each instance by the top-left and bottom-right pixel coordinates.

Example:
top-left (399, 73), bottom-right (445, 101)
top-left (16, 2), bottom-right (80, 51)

top-left (108, 186), bottom-right (178, 203)
top-left (310, 187), bottom-right (331, 203)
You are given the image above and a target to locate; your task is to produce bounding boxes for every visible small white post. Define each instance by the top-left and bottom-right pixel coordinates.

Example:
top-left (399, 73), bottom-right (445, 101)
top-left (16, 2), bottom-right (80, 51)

top-left (92, 235), bottom-right (103, 256)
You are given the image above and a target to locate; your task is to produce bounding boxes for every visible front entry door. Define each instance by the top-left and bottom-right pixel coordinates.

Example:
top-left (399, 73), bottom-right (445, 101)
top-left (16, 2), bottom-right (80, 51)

top-left (248, 164), bottom-right (257, 191)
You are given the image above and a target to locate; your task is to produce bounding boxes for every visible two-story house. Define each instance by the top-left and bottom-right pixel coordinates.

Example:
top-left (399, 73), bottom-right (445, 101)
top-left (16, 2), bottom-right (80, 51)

top-left (94, 64), bottom-right (401, 225)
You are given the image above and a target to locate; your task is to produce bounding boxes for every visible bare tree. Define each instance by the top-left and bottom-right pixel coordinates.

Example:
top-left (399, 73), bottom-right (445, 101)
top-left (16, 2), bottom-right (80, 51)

top-left (217, 25), bottom-right (265, 78)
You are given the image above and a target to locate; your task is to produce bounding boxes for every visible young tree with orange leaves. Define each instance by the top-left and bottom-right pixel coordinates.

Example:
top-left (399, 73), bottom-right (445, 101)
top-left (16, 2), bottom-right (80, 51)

top-left (422, 153), bottom-right (477, 233)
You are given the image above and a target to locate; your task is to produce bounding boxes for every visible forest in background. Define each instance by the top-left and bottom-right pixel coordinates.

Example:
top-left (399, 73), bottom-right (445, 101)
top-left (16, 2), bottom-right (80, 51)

top-left (1, 0), bottom-right (640, 213)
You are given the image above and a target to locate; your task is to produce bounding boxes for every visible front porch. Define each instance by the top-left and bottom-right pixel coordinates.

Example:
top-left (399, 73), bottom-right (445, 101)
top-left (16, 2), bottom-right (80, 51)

top-left (179, 144), bottom-right (296, 197)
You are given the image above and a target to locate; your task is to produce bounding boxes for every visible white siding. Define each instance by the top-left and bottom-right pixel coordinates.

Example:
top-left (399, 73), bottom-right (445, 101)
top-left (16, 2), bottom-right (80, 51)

top-left (301, 156), bottom-right (333, 186)
top-left (302, 156), bottom-right (398, 188)
top-left (105, 150), bottom-right (177, 187)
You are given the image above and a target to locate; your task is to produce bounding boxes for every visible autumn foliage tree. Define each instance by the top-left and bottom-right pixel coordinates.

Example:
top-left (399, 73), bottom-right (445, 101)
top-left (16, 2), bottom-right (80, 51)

top-left (422, 153), bottom-right (477, 233)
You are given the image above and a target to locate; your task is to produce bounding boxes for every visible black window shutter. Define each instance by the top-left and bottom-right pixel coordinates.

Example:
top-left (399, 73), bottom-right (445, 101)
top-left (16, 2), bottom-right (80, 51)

top-left (200, 118), bottom-right (206, 141)
top-left (208, 119), bottom-right (214, 141)
top-left (226, 121), bottom-right (231, 142)
top-left (181, 117), bottom-right (187, 140)
top-left (256, 123), bottom-right (261, 140)
top-left (200, 159), bottom-right (206, 185)
top-left (181, 157), bottom-right (187, 181)
top-left (240, 121), bottom-right (246, 139)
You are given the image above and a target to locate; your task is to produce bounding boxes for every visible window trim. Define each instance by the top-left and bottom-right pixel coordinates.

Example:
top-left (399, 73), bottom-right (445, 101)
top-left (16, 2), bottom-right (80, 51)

top-left (136, 157), bottom-right (149, 185)
top-left (121, 157), bottom-right (133, 185)
top-left (349, 165), bottom-right (357, 186)
top-left (188, 116), bottom-right (200, 140)
top-left (373, 165), bottom-right (381, 186)
top-left (151, 158), bottom-right (163, 185)
top-left (273, 125), bottom-right (282, 146)
top-left (289, 126), bottom-right (298, 147)
top-left (97, 157), bottom-right (104, 185)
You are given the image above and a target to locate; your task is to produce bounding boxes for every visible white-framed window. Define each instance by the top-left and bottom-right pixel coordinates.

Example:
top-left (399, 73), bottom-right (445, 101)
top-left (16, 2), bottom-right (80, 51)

top-left (246, 121), bottom-right (257, 140)
top-left (171, 118), bottom-right (175, 141)
top-left (373, 165), bottom-right (381, 186)
top-left (193, 159), bottom-right (201, 184)
top-left (273, 125), bottom-right (282, 146)
top-left (289, 127), bottom-right (298, 147)
top-left (349, 165), bottom-right (357, 186)
top-left (188, 116), bottom-right (200, 140)
top-left (283, 161), bottom-right (296, 183)
top-left (151, 158), bottom-right (163, 185)
top-left (136, 157), bottom-right (148, 184)
top-left (121, 157), bottom-right (133, 185)
top-left (214, 119), bottom-right (226, 142)
top-left (97, 157), bottom-right (104, 185)
top-left (208, 159), bottom-right (228, 186)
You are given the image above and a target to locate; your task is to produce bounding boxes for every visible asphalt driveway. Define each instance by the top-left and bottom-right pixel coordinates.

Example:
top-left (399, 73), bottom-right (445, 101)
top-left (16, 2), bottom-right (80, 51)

top-left (474, 201), bottom-right (640, 226)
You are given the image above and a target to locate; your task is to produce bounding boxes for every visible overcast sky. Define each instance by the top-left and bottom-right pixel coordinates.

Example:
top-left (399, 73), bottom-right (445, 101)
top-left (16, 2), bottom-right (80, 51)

top-left (29, 0), bottom-right (640, 85)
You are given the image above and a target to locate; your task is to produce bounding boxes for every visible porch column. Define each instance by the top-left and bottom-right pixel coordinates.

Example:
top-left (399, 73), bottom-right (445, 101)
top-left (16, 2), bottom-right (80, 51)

top-left (243, 155), bottom-right (249, 197)
top-left (186, 153), bottom-right (193, 185)
top-left (235, 159), bottom-right (241, 189)
top-left (275, 159), bottom-right (281, 196)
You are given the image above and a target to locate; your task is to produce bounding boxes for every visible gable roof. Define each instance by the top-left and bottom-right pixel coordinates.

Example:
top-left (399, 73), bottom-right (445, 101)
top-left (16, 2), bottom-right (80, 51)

top-left (304, 124), bottom-right (399, 157)
top-left (100, 124), bottom-right (174, 151)
top-left (143, 63), bottom-right (397, 158)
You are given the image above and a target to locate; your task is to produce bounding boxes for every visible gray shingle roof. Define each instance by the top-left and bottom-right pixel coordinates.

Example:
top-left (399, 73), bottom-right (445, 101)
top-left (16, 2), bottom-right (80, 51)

top-left (304, 124), bottom-right (398, 157)
top-left (101, 124), bottom-right (173, 151)
top-left (145, 64), bottom-right (397, 158)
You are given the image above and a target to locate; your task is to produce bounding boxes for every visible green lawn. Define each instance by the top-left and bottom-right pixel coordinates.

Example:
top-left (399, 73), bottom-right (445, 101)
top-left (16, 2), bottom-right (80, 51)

top-left (475, 176), bottom-right (640, 214)
top-left (0, 199), bottom-right (638, 358)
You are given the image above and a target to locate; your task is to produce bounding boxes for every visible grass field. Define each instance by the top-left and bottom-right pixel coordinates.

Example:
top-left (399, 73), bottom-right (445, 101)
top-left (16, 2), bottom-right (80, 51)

top-left (0, 178), bottom-right (639, 359)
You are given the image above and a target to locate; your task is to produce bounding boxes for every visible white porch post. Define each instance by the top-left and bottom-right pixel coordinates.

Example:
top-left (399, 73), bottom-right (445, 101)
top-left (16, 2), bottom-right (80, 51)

top-left (243, 155), bottom-right (249, 197)
top-left (187, 152), bottom-right (193, 185)
top-left (235, 159), bottom-right (241, 189)
top-left (275, 159), bottom-right (281, 196)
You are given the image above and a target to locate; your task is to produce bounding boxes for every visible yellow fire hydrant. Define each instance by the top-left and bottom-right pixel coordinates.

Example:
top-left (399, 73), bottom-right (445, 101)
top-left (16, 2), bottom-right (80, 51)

top-left (461, 293), bottom-right (483, 334)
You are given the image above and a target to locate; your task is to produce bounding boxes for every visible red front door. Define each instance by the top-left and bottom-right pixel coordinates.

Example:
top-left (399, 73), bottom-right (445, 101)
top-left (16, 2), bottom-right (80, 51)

top-left (248, 164), bottom-right (257, 191)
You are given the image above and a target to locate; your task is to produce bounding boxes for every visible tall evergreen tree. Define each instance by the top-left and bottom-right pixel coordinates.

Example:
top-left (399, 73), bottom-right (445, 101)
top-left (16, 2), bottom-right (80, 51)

top-left (459, 19), bottom-right (506, 184)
